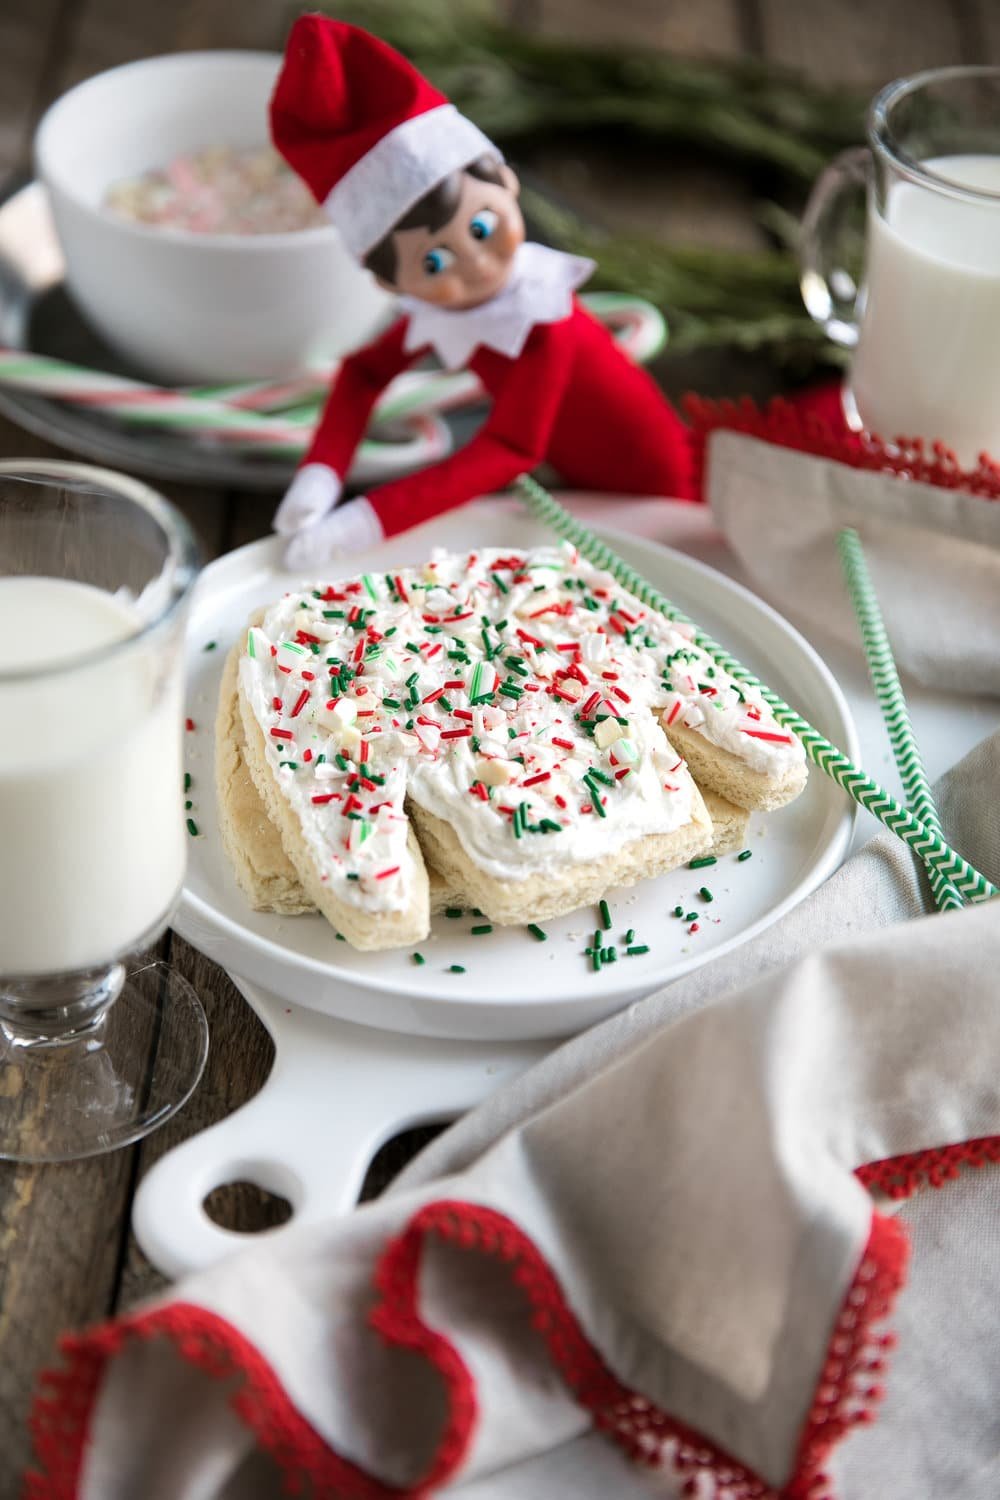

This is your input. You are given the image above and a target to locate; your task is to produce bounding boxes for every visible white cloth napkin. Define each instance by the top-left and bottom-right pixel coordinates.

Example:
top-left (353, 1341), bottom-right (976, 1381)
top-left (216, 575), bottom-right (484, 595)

top-left (26, 730), bottom-right (1000, 1500)
top-left (707, 429), bottom-right (1000, 696)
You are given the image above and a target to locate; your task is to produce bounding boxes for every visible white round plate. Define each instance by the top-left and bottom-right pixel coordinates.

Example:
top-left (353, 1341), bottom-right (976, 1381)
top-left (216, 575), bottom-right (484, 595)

top-left (174, 499), bottom-right (857, 1041)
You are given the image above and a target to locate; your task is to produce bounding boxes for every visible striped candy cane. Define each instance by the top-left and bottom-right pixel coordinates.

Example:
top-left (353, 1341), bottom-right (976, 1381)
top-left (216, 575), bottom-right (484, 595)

top-left (518, 474), bottom-right (998, 906)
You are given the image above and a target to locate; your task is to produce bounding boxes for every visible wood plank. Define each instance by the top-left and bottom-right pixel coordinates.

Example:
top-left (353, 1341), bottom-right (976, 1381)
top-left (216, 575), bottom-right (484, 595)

top-left (0, 1146), bottom-right (141, 1489)
top-left (533, 0), bottom-right (746, 56)
top-left (756, 0), bottom-right (966, 87)
top-left (117, 934), bottom-right (277, 1310)
top-left (0, 0), bottom-right (66, 174)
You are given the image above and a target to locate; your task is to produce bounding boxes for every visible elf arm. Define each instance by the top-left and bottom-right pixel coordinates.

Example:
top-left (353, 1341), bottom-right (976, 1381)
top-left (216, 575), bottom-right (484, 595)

top-left (274, 316), bottom-right (419, 532)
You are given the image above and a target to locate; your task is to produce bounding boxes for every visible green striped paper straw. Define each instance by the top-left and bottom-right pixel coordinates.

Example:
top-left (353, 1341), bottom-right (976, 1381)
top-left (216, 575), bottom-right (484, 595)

top-left (517, 473), bottom-right (998, 906)
top-left (837, 527), bottom-right (964, 913)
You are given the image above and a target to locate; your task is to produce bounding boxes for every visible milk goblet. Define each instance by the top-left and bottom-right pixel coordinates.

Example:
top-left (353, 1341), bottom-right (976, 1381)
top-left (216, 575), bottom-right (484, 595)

top-left (800, 66), bottom-right (1000, 465)
top-left (0, 461), bottom-right (207, 1161)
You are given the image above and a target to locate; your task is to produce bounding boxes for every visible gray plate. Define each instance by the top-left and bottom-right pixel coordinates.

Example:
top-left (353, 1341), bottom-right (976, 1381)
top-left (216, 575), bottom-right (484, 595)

top-left (0, 181), bottom-right (475, 493)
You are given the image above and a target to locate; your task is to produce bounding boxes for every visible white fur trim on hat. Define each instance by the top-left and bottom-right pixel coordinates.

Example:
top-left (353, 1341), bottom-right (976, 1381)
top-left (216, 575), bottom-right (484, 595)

top-left (323, 104), bottom-right (500, 259)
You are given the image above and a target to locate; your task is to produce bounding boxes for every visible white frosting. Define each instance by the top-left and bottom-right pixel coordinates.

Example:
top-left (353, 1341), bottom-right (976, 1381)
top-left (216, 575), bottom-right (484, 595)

top-left (239, 545), bottom-right (805, 915)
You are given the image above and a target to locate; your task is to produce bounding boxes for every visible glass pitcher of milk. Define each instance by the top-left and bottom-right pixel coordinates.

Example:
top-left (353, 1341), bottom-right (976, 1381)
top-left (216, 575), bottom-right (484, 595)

top-left (0, 462), bottom-right (207, 1161)
top-left (800, 66), bottom-right (1000, 466)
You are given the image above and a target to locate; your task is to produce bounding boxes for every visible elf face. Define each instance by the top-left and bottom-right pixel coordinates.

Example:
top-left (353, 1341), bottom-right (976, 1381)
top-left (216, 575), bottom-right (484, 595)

top-left (386, 166), bottom-right (524, 310)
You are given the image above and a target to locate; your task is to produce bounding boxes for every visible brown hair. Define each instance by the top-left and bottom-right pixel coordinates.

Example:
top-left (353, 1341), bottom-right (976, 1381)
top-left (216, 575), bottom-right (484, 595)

top-left (364, 156), bottom-right (506, 284)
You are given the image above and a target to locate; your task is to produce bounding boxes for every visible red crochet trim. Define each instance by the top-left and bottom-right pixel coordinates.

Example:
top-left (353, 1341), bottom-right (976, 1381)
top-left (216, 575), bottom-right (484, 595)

top-left (857, 1136), bottom-right (1000, 1200)
top-left (373, 1200), bottom-right (907, 1500)
top-left (683, 390), bottom-right (1000, 503)
top-left (25, 1302), bottom-right (415, 1500)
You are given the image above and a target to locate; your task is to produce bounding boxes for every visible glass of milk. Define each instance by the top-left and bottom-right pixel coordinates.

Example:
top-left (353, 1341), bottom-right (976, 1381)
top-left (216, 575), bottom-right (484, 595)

top-left (800, 66), bottom-right (1000, 465)
top-left (0, 461), bottom-right (208, 1161)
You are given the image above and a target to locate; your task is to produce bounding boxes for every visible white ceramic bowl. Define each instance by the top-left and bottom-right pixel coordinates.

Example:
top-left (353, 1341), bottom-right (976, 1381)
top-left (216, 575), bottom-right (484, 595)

top-left (34, 51), bottom-right (393, 383)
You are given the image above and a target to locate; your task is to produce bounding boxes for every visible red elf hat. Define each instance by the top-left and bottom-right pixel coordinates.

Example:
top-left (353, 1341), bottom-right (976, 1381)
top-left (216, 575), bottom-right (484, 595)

top-left (271, 15), bottom-right (501, 259)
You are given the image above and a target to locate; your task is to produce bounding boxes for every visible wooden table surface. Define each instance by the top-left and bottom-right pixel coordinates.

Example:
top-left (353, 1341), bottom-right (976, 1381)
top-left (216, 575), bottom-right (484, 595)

top-left (1, 0), bottom-right (997, 1491)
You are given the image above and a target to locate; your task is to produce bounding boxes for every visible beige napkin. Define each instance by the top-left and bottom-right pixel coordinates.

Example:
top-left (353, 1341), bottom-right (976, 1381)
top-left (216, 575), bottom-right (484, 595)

top-left (26, 734), bottom-right (1000, 1500)
top-left (707, 430), bottom-right (1000, 695)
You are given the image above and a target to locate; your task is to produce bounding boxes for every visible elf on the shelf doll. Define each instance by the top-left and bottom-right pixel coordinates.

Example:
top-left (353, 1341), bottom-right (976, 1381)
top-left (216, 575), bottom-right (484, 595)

top-left (270, 16), bottom-right (691, 567)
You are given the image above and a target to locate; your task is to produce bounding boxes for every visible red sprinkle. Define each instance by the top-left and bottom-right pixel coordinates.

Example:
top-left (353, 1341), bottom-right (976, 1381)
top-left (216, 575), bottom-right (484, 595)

top-left (522, 771), bottom-right (551, 787)
top-left (444, 679), bottom-right (465, 690)
top-left (469, 781), bottom-right (489, 801)
top-left (742, 729), bottom-right (794, 743)
top-left (422, 687), bottom-right (446, 705)
top-left (614, 767), bottom-right (631, 780)
top-left (345, 794), bottom-right (363, 812)
top-left (272, 697), bottom-right (283, 711)
top-left (301, 671), bottom-right (315, 681)
top-left (290, 689), bottom-right (310, 718)
top-left (580, 691), bottom-right (601, 717)
top-left (608, 616), bottom-right (628, 636)
top-left (303, 749), bottom-right (313, 763)
top-left (394, 575), bottom-right (409, 603)
top-left (516, 629), bottom-right (544, 649)
top-left (689, 922), bottom-right (700, 934)
top-left (665, 700), bottom-right (682, 725)
top-left (601, 671), bottom-right (619, 680)
top-left (269, 728), bottom-right (293, 740)
top-left (612, 686), bottom-right (631, 703)
top-left (552, 737), bottom-right (574, 750)
top-left (554, 794), bottom-right (568, 810)
top-left (441, 727), bottom-right (472, 740)
top-left (185, 718), bottom-right (195, 732)
top-left (358, 739), bottom-right (370, 764)
top-left (453, 709), bottom-right (474, 721)
top-left (375, 866), bottom-right (400, 880)
top-left (311, 792), bottom-right (338, 804)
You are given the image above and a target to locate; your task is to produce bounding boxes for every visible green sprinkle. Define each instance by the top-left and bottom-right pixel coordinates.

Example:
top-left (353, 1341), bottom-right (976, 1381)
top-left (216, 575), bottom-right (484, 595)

top-left (412, 952), bottom-right (426, 966)
top-left (185, 799), bottom-right (192, 811)
top-left (673, 905), bottom-right (684, 917)
top-left (592, 946), bottom-right (603, 972)
top-left (471, 924), bottom-right (493, 935)
top-left (335, 754), bottom-right (350, 771)
top-left (336, 933), bottom-right (346, 942)
top-left (685, 911), bottom-right (698, 923)
top-left (362, 573), bottom-right (378, 600)
top-left (699, 886), bottom-right (714, 903)
top-left (627, 945), bottom-right (650, 956)
top-left (527, 924), bottom-right (547, 941)
top-left (599, 898), bottom-right (612, 930)
top-left (472, 908), bottom-right (484, 916)
top-left (203, 640), bottom-right (216, 652)
top-left (448, 964), bottom-right (466, 974)
top-left (588, 767), bottom-right (614, 787)
top-left (491, 571), bottom-right (509, 594)
top-left (346, 872), bottom-right (359, 881)
top-left (689, 855), bottom-right (718, 869)
top-left (445, 907), bottom-right (463, 918)
top-left (184, 772), bottom-right (192, 793)
top-left (186, 818), bottom-right (198, 837)
top-left (625, 928), bottom-right (635, 944)
top-left (345, 811), bottom-right (362, 821)
top-left (406, 641), bottom-right (421, 654)
top-left (602, 946), bottom-right (618, 963)
top-left (323, 608), bottom-right (346, 619)
top-left (246, 629), bottom-right (256, 658)
top-left (738, 849), bottom-right (753, 862)
top-left (278, 761), bottom-right (299, 770)
top-left (508, 727), bottom-right (518, 740)
top-left (382, 697), bottom-right (401, 709)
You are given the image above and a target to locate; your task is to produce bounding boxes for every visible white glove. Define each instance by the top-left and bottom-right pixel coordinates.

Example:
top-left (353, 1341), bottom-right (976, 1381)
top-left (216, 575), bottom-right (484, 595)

top-left (284, 496), bottom-right (385, 570)
top-left (273, 463), bottom-right (342, 535)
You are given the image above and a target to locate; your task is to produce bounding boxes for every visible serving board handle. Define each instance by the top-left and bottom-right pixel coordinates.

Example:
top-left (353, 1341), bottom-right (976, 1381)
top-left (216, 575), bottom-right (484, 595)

top-left (133, 977), bottom-right (546, 1280)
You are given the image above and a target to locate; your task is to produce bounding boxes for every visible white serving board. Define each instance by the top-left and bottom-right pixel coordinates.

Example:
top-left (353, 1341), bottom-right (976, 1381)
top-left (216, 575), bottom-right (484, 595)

top-left (139, 496), bottom-right (859, 1276)
top-left (174, 499), bottom-right (857, 1043)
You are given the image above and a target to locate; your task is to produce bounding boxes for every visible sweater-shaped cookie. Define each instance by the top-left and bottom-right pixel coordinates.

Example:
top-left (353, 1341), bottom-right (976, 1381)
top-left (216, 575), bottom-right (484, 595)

top-left (233, 544), bottom-right (807, 950)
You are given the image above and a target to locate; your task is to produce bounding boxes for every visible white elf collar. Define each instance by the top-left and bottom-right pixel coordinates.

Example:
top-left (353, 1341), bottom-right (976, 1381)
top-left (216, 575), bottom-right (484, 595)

top-left (398, 242), bottom-right (595, 370)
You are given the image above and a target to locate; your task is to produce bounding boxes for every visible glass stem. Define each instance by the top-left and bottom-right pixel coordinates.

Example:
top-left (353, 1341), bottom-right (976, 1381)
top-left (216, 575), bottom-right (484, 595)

top-left (0, 964), bottom-right (125, 1047)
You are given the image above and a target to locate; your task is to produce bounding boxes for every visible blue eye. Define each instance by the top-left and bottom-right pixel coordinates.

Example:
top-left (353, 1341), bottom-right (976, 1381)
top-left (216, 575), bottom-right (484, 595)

top-left (470, 209), bottom-right (499, 241)
top-left (423, 247), bottom-right (455, 276)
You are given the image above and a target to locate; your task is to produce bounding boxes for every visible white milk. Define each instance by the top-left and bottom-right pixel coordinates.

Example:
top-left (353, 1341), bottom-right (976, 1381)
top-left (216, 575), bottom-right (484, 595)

top-left (851, 154), bottom-right (1000, 464)
top-left (0, 577), bottom-right (186, 975)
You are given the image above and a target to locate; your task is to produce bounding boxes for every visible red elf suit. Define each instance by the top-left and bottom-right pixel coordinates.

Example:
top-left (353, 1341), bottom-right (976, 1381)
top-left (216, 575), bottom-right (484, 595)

top-left (270, 17), bottom-right (690, 562)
